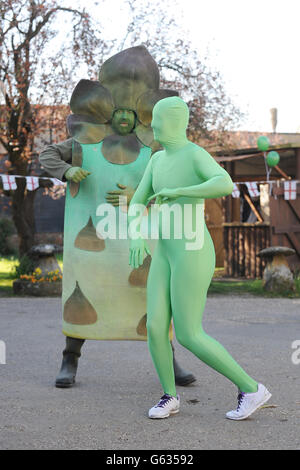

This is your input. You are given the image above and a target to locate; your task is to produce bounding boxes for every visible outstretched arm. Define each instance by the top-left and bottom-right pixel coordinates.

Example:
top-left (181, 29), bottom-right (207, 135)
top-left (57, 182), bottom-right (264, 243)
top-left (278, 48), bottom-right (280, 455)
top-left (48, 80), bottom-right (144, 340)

top-left (39, 139), bottom-right (90, 182)
top-left (149, 147), bottom-right (233, 204)
top-left (180, 147), bottom-right (233, 198)
top-left (39, 139), bottom-right (73, 181)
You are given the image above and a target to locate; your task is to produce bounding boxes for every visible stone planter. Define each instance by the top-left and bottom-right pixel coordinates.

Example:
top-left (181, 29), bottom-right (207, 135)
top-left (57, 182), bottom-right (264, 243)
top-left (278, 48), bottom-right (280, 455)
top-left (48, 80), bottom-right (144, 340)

top-left (13, 243), bottom-right (63, 297)
top-left (257, 246), bottom-right (296, 294)
top-left (28, 244), bottom-right (62, 276)
top-left (13, 279), bottom-right (62, 297)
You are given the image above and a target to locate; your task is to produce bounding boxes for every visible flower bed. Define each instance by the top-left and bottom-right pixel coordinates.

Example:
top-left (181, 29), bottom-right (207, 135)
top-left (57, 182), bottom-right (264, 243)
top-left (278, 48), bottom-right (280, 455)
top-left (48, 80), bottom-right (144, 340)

top-left (13, 268), bottom-right (62, 297)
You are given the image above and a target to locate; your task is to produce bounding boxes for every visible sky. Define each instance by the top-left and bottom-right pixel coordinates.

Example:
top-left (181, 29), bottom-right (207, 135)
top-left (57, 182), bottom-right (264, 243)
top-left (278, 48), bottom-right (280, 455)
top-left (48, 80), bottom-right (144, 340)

top-left (3, 0), bottom-right (299, 134)
top-left (90, 0), bottom-right (300, 134)
top-left (179, 0), bottom-right (300, 133)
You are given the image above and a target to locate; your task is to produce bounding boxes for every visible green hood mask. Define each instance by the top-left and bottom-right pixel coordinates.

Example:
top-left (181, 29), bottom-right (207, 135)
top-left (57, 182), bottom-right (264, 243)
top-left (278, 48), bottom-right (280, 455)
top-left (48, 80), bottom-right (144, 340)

top-left (151, 96), bottom-right (189, 150)
top-left (67, 46), bottom-right (178, 164)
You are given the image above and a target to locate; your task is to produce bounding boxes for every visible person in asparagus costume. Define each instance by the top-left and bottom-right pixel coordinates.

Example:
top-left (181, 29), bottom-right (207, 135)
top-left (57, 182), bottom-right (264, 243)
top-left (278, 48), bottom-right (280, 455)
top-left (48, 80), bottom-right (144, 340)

top-left (128, 96), bottom-right (271, 420)
top-left (39, 46), bottom-right (195, 388)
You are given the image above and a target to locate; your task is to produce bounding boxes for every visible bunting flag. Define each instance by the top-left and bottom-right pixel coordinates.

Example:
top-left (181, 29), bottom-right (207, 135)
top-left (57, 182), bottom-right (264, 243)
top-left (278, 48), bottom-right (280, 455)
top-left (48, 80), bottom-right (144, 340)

top-left (284, 181), bottom-right (297, 200)
top-left (231, 183), bottom-right (240, 198)
top-left (246, 182), bottom-right (260, 198)
top-left (0, 175), bottom-right (298, 203)
top-left (25, 176), bottom-right (39, 191)
top-left (50, 178), bottom-right (63, 186)
top-left (1, 174), bottom-right (64, 187)
top-left (1, 175), bottom-right (17, 190)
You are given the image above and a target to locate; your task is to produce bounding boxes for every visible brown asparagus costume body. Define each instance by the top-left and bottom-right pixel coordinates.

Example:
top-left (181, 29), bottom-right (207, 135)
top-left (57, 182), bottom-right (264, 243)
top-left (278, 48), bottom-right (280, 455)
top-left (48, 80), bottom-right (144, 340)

top-left (39, 46), bottom-right (195, 385)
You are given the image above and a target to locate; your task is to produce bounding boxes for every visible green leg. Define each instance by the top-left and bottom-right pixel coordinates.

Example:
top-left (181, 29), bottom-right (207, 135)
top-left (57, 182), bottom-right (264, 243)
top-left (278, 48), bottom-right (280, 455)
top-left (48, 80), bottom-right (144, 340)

top-left (170, 239), bottom-right (258, 394)
top-left (147, 246), bottom-right (177, 397)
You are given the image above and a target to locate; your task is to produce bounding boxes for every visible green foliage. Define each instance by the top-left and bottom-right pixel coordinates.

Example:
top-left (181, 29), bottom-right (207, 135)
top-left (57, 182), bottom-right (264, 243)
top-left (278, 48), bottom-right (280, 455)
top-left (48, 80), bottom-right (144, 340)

top-left (0, 218), bottom-right (16, 256)
top-left (293, 267), bottom-right (300, 281)
top-left (14, 255), bottom-right (35, 278)
top-left (208, 278), bottom-right (300, 298)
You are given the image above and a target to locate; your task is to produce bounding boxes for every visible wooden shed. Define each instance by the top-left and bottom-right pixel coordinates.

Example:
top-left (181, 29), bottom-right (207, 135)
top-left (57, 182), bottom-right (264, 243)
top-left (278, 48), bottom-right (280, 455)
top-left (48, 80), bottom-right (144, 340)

top-left (205, 132), bottom-right (300, 277)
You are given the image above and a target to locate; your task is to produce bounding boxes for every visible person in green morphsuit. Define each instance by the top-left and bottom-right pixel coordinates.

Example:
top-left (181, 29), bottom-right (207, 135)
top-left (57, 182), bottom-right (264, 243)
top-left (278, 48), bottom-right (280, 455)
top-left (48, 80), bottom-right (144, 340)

top-left (129, 96), bottom-right (271, 420)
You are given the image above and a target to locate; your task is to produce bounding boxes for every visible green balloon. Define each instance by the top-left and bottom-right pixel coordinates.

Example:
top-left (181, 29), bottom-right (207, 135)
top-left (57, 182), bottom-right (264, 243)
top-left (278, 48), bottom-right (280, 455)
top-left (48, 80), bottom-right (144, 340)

top-left (257, 136), bottom-right (270, 151)
top-left (266, 151), bottom-right (280, 167)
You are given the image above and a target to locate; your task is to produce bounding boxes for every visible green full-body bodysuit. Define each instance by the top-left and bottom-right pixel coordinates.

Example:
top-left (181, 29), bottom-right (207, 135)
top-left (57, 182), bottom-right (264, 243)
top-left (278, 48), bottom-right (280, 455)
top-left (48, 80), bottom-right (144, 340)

top-left (129, 96), bottom-right (259, 398)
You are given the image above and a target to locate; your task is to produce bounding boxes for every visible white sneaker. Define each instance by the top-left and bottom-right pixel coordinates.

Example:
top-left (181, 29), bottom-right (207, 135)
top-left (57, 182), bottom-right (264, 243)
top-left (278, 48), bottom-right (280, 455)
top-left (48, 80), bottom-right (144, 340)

top-left (148, 394), bottom-right (180, 419)
top-left (226, 383), bottom-right (272, 420)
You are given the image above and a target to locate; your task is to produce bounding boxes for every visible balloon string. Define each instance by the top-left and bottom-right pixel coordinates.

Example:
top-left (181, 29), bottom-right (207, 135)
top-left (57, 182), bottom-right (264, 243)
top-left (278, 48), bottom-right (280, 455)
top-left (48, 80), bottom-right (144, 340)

top-left (263, 151), bottom-right (272, 182)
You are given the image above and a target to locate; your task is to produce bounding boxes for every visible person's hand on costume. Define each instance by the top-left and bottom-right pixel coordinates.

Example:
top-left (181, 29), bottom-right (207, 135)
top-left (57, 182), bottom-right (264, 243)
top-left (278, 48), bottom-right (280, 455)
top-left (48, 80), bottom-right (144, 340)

top-left (65, 167), bottom-right (91, 183)
top-left (148, 187), bottom-right (180, 205)
top-left (106, 183), bottom-right (135, 207)
top-left (129, 236), bottom-right (151, 269)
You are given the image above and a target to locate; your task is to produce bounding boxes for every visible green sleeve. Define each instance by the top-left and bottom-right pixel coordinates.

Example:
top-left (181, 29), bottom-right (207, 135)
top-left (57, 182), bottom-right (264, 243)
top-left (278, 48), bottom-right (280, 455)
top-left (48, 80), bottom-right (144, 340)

top-left (177, 146), bottom-right (233, 199)
top-left (130, 157), bottom-right (155, 207)
top-left (128, 157), bottom-right (155, 236)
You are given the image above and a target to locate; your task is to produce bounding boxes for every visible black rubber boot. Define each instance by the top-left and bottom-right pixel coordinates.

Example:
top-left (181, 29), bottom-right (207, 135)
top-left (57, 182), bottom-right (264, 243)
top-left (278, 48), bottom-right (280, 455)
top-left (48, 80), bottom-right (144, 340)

top-left (171, 341), bottom-right (196, 386)
top-left (55, 337), bottom-right (85, 388)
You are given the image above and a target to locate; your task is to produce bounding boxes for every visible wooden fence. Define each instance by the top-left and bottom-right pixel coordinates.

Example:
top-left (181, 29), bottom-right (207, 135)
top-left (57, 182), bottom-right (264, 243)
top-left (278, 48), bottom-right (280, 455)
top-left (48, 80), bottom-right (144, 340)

top-left (223, 223), bottom-right (271, 278)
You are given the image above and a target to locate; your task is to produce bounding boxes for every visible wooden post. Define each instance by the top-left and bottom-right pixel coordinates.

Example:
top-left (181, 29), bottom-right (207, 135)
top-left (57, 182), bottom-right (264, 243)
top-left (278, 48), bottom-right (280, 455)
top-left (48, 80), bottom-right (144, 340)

top-left (244, 193), bottom-right (264, 222)
top-left (296, 148), bottom-right (300, 180)
top-left (224, 163), bottom-right (232, 222)
top-left (274, 165), bottom-right (291, 180)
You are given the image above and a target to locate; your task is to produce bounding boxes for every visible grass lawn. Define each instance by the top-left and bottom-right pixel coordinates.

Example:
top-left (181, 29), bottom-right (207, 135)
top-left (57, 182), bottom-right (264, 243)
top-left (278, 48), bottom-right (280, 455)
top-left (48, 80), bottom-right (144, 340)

top-left (208, 278), bottom-right (300, 297)
top-left (0, 256), bottom-right (19, 296)
top-left (0, 255), bottom-right (299, 298)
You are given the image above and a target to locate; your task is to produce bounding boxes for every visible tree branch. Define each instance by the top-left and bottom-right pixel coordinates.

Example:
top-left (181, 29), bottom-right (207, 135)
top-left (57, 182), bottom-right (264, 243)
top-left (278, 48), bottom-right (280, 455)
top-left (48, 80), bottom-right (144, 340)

top-left (15, 6), bottom-right (88, 53)
top-left (0, 135), bottom-right (9, 151)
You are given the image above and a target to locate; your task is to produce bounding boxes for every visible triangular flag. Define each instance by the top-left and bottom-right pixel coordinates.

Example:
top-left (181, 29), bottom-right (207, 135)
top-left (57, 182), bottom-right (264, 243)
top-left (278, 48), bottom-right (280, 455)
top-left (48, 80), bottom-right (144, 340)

top-left (50, 178), bottom-right (63, 186)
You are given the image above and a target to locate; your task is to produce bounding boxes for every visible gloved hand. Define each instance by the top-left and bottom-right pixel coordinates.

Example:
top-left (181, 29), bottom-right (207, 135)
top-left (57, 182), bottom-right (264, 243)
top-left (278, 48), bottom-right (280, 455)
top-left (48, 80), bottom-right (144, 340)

top-left (106, 183), bottom-right (135, 207)
top-left (147, 187), bottom-right (179, 205)
top-left (129, 236), bottom-right (151, 268)
top-left (65, 167), bottom-right (91, 183)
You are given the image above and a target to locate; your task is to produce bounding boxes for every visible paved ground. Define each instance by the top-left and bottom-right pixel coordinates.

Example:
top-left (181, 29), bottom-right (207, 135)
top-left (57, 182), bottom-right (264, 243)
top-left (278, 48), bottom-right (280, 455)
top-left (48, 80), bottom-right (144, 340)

top-left (0, 295), bottom-right (299, 450)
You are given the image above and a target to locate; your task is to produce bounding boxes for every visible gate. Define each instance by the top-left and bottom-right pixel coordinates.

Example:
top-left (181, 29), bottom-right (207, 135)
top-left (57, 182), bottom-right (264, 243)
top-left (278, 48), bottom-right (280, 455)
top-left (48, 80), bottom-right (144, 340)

top-left (270, 185), bottom-right (300, 269)
top-left (223, 223), bottom-right (270, 278)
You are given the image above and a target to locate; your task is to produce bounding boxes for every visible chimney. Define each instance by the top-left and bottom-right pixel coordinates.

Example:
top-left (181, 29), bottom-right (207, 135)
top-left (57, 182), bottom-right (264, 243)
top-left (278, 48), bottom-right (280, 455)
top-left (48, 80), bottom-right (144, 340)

top-left (270, 108), bottom-right (277, 133)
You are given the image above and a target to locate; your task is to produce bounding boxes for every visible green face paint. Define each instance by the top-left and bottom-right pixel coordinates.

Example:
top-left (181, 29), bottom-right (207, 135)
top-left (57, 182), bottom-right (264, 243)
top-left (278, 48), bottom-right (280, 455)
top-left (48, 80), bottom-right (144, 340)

top-left (112, 109), bottom-right (136, 136)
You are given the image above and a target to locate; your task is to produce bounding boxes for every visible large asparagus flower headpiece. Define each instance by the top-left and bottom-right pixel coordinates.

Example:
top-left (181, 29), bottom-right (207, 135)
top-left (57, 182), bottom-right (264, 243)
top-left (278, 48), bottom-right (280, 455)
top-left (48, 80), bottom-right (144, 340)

top-left (67, 46), bottom-right (178, 163)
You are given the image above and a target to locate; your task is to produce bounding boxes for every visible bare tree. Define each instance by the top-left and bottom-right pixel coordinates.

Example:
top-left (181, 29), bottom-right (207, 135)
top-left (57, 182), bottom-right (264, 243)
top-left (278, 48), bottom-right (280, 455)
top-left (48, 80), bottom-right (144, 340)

top-left (0, 0), bottom-right (243, 257)
top-left (0, 0), bottom-right (107, 256)
top-left (116, 0), bottom-right (244, 140)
